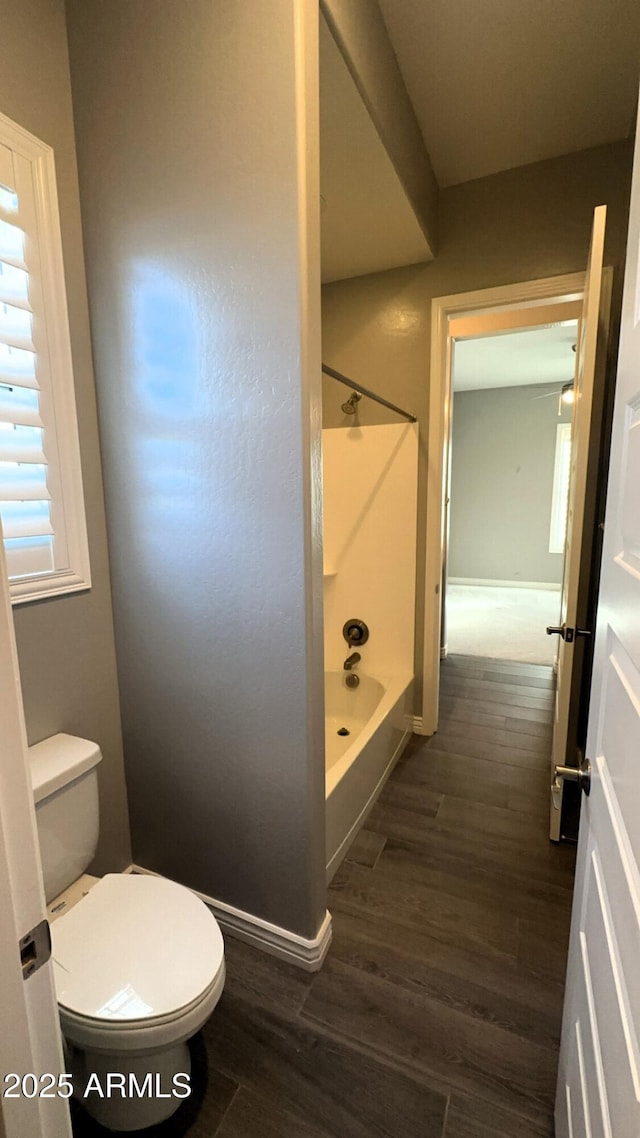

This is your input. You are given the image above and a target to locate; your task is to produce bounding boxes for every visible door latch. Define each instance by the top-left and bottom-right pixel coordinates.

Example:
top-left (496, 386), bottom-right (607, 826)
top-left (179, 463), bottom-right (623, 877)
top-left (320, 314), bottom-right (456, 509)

top-left (19, 919), bottom-right (51, 981)
top-left (546, 623), bottom-right (592, 643)
top-left (553, 756), bottom-right (592, 796)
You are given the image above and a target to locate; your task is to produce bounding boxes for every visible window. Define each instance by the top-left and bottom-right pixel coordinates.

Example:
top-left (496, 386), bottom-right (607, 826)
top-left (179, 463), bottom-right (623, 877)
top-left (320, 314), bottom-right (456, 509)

top-left (549, 422), bottom-right (572, 554)
top-left (0, 112), bottom-right (89, 602)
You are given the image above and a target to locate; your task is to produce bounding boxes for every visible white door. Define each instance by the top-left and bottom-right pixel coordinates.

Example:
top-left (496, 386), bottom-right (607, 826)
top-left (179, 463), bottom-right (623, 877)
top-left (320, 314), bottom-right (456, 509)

top-left (555, 107), bottom-right (640, 1135)
top-left (549, 205), bottom-right (611, 841)
top-left (0, 532), bottom-right (71, 1138)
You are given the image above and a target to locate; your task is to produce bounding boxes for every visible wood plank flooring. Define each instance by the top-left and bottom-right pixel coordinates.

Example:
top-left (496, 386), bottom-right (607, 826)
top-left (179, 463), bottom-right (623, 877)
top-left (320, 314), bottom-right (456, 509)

top-left (72, 655), bottom-right (575, 1138)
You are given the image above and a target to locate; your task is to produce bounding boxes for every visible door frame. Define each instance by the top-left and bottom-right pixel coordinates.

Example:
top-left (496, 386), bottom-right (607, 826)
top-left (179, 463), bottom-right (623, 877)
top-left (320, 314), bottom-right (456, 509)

top-left (0, 530), bottom-right (71, 1138)
top-left (421, 270), bottom-right (589, 736)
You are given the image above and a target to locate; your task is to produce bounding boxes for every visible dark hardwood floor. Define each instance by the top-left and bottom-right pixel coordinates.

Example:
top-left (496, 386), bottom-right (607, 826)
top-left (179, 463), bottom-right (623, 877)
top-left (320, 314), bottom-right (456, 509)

top-left (73, 655), bottom-right (576, 1138)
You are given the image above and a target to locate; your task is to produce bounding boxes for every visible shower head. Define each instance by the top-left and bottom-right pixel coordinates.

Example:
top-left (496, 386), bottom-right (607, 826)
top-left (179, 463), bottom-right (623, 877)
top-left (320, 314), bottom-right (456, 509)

top-left (341, 391), bottom-right (362, 415)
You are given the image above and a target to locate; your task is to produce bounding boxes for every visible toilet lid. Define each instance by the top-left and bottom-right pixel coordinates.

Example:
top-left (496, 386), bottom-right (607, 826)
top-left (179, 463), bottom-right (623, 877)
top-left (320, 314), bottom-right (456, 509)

top-left (51, 874), bottom-right (224, 1023)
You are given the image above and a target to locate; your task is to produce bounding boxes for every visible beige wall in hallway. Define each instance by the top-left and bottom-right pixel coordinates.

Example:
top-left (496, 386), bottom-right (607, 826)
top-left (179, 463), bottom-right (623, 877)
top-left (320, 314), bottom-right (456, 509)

top-left (322, 140), bottom-right (634, 714)
top-left (0, 0), bottom-right (131, 873)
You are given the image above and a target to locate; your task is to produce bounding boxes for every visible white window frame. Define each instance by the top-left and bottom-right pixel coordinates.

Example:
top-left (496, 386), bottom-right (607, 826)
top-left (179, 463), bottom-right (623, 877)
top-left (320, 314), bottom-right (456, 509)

top-left (549, 421), bottom-right (572, 554)
top-left (0, 110), bottom-right (90, 604)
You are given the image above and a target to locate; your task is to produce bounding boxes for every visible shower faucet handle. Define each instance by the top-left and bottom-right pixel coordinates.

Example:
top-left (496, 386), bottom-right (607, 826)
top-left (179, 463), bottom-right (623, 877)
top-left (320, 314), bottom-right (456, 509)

top-left (343, 618), bottom-right (369, 647)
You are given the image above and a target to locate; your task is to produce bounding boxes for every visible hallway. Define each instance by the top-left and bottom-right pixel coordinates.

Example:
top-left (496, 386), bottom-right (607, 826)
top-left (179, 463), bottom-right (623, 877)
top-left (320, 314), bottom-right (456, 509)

top-left (73, 656), bottom-right (575, 1138)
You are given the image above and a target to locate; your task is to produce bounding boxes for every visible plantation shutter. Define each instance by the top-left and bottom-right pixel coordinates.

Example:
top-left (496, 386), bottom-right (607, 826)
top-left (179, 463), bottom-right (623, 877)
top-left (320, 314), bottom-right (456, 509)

top-left (0, 141), bottom-right (59, 580)
top-left (0, 112), bottom-right (90, 603)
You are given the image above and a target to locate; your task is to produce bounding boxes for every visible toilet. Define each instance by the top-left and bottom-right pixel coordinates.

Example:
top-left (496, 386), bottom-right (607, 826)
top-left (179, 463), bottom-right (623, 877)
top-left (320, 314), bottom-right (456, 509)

top-left (29, 733), bottom-right (225, 1132)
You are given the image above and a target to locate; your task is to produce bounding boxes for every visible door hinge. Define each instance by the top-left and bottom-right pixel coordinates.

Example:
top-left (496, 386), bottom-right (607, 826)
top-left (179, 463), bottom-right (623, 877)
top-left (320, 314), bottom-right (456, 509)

top-left (20, 919), bottom-right (51, 981)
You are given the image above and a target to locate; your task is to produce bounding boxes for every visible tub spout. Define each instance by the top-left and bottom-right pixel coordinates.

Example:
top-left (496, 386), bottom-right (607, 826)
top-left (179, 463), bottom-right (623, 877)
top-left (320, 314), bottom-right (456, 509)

top-left (343, 652), bottom-right (361, 670)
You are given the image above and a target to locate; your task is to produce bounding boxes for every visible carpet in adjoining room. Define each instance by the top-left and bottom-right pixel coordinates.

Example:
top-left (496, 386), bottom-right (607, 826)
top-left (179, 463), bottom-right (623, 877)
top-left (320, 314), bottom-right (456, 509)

top-left (445, 584), bottom-right (562, 664)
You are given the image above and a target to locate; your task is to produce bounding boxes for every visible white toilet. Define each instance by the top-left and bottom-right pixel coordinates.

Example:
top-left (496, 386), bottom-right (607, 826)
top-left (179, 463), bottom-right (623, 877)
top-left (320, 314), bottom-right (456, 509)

top-left (29, 732), bottom-right (226, 1132)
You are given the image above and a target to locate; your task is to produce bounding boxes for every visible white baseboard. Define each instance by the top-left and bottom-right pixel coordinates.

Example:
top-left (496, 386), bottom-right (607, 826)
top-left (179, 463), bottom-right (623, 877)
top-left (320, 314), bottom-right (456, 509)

top-left (130, 864), bottom-right (332, 972)
top-left (412, 716), bottom-right (428, 734)
top-left (440, 645), bottom-right (448, 659)
top-left (448, 577), bottom-right (560, 590)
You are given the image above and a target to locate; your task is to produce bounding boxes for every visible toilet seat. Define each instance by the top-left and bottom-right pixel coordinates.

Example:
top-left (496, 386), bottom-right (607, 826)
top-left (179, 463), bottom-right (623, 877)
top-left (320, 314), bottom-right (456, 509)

top-left (52, 874), bottom-right (224, 1026)
top-left (58, 965), bottom-right (226, 1054)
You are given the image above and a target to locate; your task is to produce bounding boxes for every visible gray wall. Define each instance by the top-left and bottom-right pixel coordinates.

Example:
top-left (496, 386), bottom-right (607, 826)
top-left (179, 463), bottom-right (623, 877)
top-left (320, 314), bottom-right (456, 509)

top-left (65, 0), bottom-right (326, 939)
top-left (320, 0), bottom-right (438, 255)
top-left (0, 0), bottom-right (130, 874)
top-left (322, 139), bottom-right (633, 713)
top-left (449, 383), bottom-right (572, 584)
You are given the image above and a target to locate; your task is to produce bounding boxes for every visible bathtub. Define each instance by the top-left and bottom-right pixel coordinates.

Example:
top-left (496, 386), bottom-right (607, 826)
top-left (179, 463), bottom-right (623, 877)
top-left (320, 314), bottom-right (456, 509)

top-left (325, 670), bottom-right (414, 881)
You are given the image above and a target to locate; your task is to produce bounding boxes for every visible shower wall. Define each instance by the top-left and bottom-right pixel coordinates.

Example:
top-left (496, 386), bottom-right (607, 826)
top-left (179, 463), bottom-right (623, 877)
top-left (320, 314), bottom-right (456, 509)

top-left (323, 423), bottom-right (418, 678)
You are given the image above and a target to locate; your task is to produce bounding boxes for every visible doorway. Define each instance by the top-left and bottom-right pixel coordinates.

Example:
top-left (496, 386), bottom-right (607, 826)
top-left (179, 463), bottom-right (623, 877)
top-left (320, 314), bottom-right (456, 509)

top-left (422, 273), bottom-right (588, 738)
top-left (425, 220), bottom-right (613, 851)
top-left (443, 315), bottom-right (579, 666)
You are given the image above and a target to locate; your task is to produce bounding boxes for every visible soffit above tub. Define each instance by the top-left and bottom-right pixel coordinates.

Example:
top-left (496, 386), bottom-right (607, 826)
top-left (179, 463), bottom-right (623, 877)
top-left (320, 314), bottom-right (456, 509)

top-left (453, 323), bottom-right (579, 392)
top-left (320, 15), bottom-right (432, 283)
top-left (378, 0), bottom-right (640, 187)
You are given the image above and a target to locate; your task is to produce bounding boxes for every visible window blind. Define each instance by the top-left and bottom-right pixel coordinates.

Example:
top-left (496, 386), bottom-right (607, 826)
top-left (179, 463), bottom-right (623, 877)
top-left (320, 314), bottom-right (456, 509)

top-left (0, 143), bottom-right (55, 580)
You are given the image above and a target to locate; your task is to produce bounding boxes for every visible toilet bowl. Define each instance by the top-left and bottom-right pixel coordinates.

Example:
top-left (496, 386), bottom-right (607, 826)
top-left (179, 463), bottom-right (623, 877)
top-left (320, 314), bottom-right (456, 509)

top-left (29, 734), bottom-right (226, 1132)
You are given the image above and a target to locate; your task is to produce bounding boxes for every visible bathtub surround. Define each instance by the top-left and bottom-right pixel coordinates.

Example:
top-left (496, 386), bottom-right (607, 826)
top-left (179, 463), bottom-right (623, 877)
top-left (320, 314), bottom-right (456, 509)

top-left (65, 0), bottom-right (328, 957)
top-left (0, 0), bottom-right (131, 874)
top-left (322, 423), bottom-right (418, 876)
top-left (322, 423), bottom-right (419, 675)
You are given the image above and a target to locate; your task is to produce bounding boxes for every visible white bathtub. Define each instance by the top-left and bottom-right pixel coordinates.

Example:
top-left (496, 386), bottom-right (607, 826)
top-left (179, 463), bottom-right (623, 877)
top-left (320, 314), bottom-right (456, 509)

top-left (325, 670), bottom-right (413, 881)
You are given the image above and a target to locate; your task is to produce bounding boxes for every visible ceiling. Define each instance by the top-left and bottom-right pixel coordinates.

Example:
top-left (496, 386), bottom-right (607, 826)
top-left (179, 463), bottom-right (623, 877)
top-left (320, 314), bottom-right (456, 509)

top-left (319, 15), bottom-right (431, 283)
top-left (378, 0), bottom-right (640, 186)
top-left (453, 322), bottom-right (579, 392)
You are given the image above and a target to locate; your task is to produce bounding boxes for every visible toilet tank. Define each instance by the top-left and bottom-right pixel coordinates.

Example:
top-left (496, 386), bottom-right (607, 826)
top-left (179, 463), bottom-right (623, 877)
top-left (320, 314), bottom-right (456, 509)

top-left (28, 733), bottom-right (102, 903)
